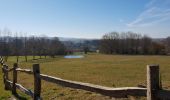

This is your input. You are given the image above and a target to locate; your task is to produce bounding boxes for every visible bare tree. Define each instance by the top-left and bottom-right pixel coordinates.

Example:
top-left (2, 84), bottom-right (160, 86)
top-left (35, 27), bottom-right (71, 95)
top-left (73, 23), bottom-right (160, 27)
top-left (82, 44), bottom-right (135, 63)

top-left (100, 31), bottom-right (165, 55)
top-left (165, 37), bottom-right (170, 54)
top-left (140, 35), bottom-right (152, 54)
top-left (2, 28), bottom-right (11, 61)
top-left (23, 33), bottom-right (28, 62)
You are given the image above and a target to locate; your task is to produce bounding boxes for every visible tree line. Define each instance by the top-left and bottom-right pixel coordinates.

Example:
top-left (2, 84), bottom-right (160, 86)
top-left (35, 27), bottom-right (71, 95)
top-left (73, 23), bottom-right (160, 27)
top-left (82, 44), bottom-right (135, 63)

top-left (100, 32), bottom-right (170, 55)
top-left (0, 30), bottom-right (66, 62)
top-left (1, 28), bottom-right (170, 62)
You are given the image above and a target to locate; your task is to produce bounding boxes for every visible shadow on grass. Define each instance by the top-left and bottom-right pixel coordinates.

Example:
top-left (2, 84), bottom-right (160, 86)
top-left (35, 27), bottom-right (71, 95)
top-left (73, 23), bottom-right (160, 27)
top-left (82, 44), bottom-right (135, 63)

top-left (21, 56), bottom-right (64, 64)
top-left (13, 93), bottom-right (27, 100)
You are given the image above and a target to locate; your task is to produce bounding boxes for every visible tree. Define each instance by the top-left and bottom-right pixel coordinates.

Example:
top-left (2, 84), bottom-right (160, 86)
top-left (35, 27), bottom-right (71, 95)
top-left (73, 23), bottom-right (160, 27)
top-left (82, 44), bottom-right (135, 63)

top-left (27, 36), bottom-right (36, 60)
top-left (100, 32), bottom-right (120, 54)
top-left (99, 31), bottom-right (164, 55)
top-left (1, 28), bottom-right (11, 61)
top-left (83, 46), bottom-right (89, 54)
top-left (23, 34), bottom-right (28, 62)
top-left (150, 42), bottom-right (165, 55)
top-left (49, 37), bottom-right (65, 57)
top-left (140, 36), bottom-right (152, 54)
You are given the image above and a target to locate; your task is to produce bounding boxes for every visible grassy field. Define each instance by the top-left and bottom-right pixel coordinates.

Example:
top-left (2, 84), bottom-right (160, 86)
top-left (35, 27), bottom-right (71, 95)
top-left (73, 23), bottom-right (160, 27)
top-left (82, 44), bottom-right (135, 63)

top-left (1, 54), bottom-right (170, 99)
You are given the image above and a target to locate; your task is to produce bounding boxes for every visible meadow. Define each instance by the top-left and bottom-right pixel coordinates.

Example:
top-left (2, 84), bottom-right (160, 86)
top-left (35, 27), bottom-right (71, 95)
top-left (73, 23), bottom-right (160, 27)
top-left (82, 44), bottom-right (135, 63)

top-left (1, 54), bottom-right (170, 100)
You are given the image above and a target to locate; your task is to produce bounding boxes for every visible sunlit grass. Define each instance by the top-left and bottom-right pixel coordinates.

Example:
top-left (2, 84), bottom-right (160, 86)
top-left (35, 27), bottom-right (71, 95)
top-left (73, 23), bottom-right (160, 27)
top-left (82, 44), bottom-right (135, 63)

top-left (1, 54), bottom-right (170, 99)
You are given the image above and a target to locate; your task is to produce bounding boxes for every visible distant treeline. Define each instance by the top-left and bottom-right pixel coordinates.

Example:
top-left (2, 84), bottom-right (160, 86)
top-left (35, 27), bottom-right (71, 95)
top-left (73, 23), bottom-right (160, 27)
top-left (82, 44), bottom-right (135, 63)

top-left (0, 36), bottom-right (66, 61)
top-left (100, 32), bottom-right (170, 55)
top-left (1, 28), bottom-right (170, 62)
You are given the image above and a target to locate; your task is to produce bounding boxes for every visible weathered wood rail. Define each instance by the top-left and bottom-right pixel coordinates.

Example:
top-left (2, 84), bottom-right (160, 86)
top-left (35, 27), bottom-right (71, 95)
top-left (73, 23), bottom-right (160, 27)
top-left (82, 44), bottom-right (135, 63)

top-left (1, 56), bottom-right (170, 100)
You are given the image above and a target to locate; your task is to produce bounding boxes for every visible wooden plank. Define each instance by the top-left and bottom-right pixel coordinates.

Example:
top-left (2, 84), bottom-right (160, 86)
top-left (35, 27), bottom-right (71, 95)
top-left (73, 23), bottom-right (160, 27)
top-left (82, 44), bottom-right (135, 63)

top-left (0, 57), bottom-right (4, 65)
top-left (0, 59), bottom-right (3, 63)
top-left (16, 68), bottom-right (33, 74)
top-left (12, 63), bottom-right (18, 94)
top-left (8, 68), bottom-right (14, 72)
top-left (6, 80), bottom-right (13, 90)
top-left (0, 57), bottom-right (3, 62)
top-left (40, 74), bottom-right (146, 98)
top-left (2, 67), bottom-right (14, 72)
top-left (3, 65), bottom-right (10, 90)
top-left (0, 58), bottom-right (4, 66)
top-left (2, 65), bottom-right (7, 82)
top-left (2, 67), bottom-right (8, 72)
top-left (16, 83), bottom-right (34, 98)
top-left (147, 65), bottom-right (160, 100)
top-left (1, 61), bottom-right (4, 65)
top-left (157, 89), bottom-right (170, 99)
top-left (6, 80), bottom-right (34, 98)
top-left (33, 64), bottom-right (41, 100)
top-left (2, 64), bottom-right (8, 67)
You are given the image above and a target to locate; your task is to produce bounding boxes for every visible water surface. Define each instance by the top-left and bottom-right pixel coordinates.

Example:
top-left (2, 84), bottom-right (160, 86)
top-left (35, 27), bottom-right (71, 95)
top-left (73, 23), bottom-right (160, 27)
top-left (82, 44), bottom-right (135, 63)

top-left (64, 55), bottom-right (84, 59)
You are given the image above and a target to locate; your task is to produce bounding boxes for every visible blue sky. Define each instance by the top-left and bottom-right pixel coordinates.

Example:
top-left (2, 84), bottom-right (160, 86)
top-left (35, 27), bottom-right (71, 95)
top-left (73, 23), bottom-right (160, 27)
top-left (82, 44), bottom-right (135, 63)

top-left (0, 0), bottom-right (170, 38)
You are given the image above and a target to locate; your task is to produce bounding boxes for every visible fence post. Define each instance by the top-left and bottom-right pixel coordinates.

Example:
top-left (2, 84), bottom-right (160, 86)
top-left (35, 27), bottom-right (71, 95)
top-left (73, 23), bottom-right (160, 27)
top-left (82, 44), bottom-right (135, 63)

top-left (0, 57), bottom-right (3, 65)
top-left (12, 63), bottom-right (18, 94)
top-left (3, 65), bottom-right (9, 90)
top-left (147, 65), bottom-right (160, 100)
top-left (2, 65), bottom-right (6, 83)
top-left (33, 64), bottom-right (41, 100)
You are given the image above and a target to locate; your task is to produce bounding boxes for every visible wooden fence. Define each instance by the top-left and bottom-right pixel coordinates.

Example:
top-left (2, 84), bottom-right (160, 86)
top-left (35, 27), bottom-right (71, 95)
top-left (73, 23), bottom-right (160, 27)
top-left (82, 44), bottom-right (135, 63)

top-left (1, 56), bottom-right (170, 100)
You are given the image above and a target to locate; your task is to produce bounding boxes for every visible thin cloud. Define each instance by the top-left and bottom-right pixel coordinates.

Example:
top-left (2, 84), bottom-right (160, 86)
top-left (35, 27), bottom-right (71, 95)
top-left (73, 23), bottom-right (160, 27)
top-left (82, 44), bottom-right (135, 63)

top-left (127, 0), bottom-right (170, 27)
top-left (145, 0), bottom-right (156, 8)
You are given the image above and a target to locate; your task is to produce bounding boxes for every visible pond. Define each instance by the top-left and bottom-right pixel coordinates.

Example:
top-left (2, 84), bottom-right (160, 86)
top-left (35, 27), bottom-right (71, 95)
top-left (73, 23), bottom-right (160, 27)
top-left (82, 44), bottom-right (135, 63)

top-left (64, 55), bottom-right (84, 59)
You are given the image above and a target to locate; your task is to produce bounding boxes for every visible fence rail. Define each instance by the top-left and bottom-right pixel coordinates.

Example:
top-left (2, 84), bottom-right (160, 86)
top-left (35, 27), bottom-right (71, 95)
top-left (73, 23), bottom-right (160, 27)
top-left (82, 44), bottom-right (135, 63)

top-left (6, 80), bottom-right (34, 98)
top-left (16, 68), bottom-right (33, 74)
top-left (40, 74), bottom-right (146, 98)
top-left (1, 56), bottom-right (170, 100)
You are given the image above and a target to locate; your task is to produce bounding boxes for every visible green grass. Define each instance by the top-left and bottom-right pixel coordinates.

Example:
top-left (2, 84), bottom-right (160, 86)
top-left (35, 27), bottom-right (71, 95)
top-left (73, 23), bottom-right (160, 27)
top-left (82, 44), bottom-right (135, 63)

top-left (1, 54), bottom-right (170, 99)
top-left (0, 72), bottom-right (11, 100)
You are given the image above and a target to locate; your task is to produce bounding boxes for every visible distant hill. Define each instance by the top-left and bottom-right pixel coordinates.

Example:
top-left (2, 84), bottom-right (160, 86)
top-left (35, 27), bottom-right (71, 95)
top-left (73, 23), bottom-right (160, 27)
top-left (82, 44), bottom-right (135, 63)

top-left (58, 37), bottom-right (97, 43)
top-left (58, 37), bottom-right (100, 52)
top-left (59, 37), bottom-right (85, 43)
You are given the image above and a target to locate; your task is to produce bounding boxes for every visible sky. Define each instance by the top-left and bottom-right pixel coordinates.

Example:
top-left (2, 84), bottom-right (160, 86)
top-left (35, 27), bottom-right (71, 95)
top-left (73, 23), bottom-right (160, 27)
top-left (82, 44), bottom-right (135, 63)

top-left (0, 0), bottom-right (170, 39)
